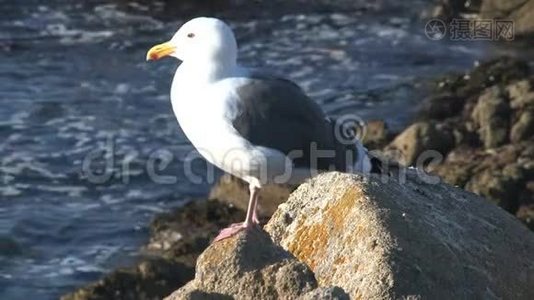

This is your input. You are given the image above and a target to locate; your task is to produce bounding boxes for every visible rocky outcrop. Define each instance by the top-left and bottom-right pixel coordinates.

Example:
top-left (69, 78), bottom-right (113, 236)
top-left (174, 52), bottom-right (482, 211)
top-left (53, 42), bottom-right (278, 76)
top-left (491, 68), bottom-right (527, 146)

top-left (161, 171), bottom-right (534, 299)
top-left (266, 172), bottom-right (534, 299)
top-left (381, 57), bottom-right (534, 228)
top-left (432, 142), bottom-right (533, 213)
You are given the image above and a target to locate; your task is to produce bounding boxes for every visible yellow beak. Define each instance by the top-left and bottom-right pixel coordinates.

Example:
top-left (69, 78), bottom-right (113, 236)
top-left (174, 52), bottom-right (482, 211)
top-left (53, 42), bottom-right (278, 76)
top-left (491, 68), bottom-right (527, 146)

top-left (146, 41), bottom-right (176, 61)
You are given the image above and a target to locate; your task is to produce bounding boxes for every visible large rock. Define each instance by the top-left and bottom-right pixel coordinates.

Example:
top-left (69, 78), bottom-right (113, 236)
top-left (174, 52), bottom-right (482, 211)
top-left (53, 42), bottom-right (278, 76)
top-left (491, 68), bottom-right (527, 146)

top-left (265, 172), bottom-right (534, 299)
top-left (165, 229), bottom-right (323, 299)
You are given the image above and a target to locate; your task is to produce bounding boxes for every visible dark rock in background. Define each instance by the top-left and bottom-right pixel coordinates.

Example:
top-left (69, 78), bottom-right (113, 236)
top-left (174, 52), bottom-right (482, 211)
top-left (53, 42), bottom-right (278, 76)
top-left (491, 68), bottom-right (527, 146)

top-left (480, 0), bottom-right (534, 36)
top-left (379, 57), bottom-right (534, 227)
top-left (361, 120), bottom-right (390, 149)
top-left (430, 0), bottom-right (482, 19)
top-left (418, 93), bottom-right (465, 120)
top-left (61, 258), bottom-right (193, 300)
top-left (511, 109), bottom-right (534, 142)
top-left (61, 199), bottom-right (245, 300)
top-left (384, 121), bottom-right (454, 166)
top-left (471, 86), bottom-right (511, 149)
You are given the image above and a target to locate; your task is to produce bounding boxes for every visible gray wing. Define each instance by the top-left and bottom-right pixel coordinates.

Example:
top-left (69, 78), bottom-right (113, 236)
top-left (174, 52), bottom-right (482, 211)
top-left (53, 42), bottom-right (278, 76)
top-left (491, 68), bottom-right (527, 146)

top-left (231, 76), bottom-right (352, 171)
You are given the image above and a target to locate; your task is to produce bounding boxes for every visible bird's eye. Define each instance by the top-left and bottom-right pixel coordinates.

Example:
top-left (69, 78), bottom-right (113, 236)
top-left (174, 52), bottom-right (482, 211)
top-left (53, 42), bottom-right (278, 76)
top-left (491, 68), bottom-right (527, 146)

top-left (187, 33), bottom-right (195, 38)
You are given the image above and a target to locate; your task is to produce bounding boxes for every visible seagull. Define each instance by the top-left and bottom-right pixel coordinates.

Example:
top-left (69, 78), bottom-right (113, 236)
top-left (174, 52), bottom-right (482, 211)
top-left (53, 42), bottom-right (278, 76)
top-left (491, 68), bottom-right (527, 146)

top-left (146, 17), bottom-right (371, 242)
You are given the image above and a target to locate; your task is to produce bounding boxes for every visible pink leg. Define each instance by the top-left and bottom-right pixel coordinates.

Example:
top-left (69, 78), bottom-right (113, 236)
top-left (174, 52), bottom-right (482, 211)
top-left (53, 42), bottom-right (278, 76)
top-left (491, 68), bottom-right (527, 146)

top-left (213, 185), bottom-right (261, 242)
top-left (252, 195), bottom-right (260, 224)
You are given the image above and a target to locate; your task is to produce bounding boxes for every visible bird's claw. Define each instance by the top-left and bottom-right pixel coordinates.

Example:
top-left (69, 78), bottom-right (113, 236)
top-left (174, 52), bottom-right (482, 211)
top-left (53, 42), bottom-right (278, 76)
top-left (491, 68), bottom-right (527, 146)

top-left (212, 221), bottom-right (259, 243)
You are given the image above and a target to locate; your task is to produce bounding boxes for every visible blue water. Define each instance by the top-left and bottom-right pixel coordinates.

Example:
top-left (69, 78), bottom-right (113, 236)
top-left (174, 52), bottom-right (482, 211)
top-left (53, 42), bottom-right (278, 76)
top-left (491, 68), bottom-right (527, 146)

top-left (0, 0), bottom-right (525, 299)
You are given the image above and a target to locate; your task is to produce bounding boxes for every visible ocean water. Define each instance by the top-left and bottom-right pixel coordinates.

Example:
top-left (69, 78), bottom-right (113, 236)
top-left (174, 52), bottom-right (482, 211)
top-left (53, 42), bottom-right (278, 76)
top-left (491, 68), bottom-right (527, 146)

top-left (0, 0), bottom-right (520, 298)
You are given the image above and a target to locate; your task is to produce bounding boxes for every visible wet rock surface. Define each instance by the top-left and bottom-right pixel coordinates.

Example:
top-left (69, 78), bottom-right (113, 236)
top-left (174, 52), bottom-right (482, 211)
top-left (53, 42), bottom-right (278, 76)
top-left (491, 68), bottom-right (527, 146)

top-left (266, 172), bottom-right (534, 299)
top-left (61, 258), bottom-right (194, 300)
top-left (61, 198), bottom-right (245, 300)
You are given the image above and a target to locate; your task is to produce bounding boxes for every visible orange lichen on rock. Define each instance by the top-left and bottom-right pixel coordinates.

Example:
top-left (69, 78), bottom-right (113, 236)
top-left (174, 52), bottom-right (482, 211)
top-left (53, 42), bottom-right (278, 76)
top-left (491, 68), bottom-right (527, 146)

top-left (325, 186), bottom-right (363, 231)
top-left (287, 223), bottom-right (328, 269)
top-left (286, 186), bottom-right (364, 272)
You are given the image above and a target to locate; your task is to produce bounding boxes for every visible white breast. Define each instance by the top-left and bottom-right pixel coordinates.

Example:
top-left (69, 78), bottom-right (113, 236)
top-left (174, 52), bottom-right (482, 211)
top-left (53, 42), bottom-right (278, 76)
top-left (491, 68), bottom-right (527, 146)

top-left (169, 73), bottom-right (290, 186)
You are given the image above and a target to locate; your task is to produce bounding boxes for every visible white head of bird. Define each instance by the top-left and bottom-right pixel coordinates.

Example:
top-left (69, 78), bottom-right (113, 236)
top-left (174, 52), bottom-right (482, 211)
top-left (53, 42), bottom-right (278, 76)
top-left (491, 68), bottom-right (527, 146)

top-left (146, 17), bottom-right (238, 68)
